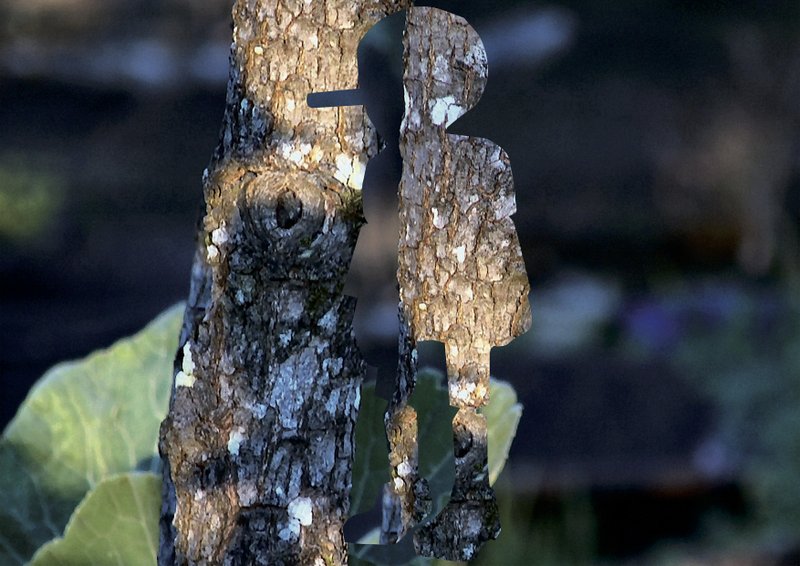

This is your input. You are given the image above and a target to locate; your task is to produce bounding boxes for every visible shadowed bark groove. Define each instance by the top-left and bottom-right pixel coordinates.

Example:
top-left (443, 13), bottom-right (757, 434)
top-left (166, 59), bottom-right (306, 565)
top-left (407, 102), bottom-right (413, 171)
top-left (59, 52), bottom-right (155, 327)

top-left (158, 1), bottom-right (410, 564)
top-left (394, 7), bottom-right (532, 561)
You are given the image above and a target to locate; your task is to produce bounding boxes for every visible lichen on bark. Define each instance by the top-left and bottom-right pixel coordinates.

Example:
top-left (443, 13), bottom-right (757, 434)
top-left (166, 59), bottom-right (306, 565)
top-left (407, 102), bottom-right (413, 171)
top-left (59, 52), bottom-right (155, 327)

top-left (158, 1), bottom-right (410, 564)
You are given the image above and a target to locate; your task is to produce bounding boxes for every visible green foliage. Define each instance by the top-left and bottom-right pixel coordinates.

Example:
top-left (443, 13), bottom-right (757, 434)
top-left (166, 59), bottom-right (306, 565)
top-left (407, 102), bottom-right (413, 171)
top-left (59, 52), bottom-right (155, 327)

top-left (0, 305), bottom-right (522, 565)
top-left (30, 473), bottom-right (161, 566)
top-left (0, 305), bottom-right (182, 565)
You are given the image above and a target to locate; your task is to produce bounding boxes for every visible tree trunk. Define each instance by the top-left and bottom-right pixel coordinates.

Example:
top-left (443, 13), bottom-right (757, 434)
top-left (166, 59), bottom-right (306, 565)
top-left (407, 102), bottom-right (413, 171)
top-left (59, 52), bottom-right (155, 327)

top-left (158, 1), bottom-right (409, 564)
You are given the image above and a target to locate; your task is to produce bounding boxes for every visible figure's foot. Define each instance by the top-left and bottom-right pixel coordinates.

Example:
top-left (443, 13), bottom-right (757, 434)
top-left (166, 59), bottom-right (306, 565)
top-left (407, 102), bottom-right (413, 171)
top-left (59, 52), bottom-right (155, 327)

top-left (413, 490), bottom-right (500, 562)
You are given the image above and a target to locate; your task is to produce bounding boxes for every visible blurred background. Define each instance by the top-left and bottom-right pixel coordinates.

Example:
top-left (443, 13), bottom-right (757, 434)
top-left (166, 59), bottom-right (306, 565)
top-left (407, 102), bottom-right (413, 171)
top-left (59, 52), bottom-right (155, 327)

top-left (2, 0), bottom-right (800, 563)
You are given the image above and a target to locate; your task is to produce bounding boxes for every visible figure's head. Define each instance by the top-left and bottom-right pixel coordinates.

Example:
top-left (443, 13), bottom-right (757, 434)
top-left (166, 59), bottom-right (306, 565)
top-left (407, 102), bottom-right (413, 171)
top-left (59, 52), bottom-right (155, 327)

top-left (403, 7), bottom-right (488, 129)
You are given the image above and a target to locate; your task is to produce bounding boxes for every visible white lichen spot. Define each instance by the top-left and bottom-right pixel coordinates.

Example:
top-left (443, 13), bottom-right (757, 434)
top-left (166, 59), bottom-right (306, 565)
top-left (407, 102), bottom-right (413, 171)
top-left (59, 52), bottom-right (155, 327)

top-left (334, 153), bottom-right (352, 185)
top-left (429, 95), bottom-right (464, 127)
top-left (396, 460), bottom-right (412, 478)
top-left (285, 298), bottom-right (305, 322)
top-left (278, 522), bottom-right (300, 541)
top-left (289, 150), bottom-right (303, 164)
top-left (253, 45), bottom-right (264, 55)
top-left (325, 389), bottom-right (340, 415)
top-left (174, 372), bottom-right (194, 389)
top-left (288, 496), bottom-right (313, 526)
top-left (181, 342), bottom-right (195, 374)
top-left (285, 98), bottom-right (296, 112)
top-left (348, 155), bottom-right (367, 190)
top-left (465, 42), bottom-right (488, 77)
top-left (206, 244), bottom-right (219, 262)
top-left (433, 54), bottom-right (450, 82)
top-left (314, 559), bottom-right (326, 566)
top-left (279, 330), bottom-right (293, 347)
top-left (418, 302), bottom-right (427, 311)
top-left (211, 226), bottom-right (229, 246)
top-left (274, 351), bottom-right (308, 429)
top-left (194, 489), bottom-right (205, 501)
top-left (401, 85), bottom-right (416, 130)
top-left (330, 153), bottom-right (367, 189)
top-left (237, 481), bottom-right (258, 506)
top-left (393, 477), bottom-right (404, 491)
top-left (431, 207), bottom-right (446, 229)
top-left (429, 97), bottom-right (449, 126)
top-left (449, 381), bottom-right (477, 403)
top-left (250, 403), bottom-right (267, 419)
top-left (227, 428), bottom-right (245, 456)
top-left (278, 141), bottom-right (293, 160)
top-left (319, 308), bottom-right (338, 332)
top-left (454, 245), bottom-right (466, 263)
top-left (322, 357), bottom-right (343, 375)
top-left (309, 145), bottom-right (323, 163)
top-left (175, 342), bottom-right (196, 388)
top-left (463, 543), bottom-right (476, 560)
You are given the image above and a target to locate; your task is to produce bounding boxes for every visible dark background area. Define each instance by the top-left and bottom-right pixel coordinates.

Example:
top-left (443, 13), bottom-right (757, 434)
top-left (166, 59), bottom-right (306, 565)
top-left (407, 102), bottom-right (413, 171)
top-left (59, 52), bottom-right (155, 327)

top-left (2, 0), bottom-right (800, 563)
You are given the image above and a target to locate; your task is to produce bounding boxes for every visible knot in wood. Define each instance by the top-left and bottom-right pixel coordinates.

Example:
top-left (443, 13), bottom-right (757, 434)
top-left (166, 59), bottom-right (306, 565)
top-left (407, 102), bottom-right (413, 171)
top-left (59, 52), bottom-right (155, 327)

top-left (275, 190), bottom-right (302, 229)
top-left (240, 169), bottom-right (359, 280)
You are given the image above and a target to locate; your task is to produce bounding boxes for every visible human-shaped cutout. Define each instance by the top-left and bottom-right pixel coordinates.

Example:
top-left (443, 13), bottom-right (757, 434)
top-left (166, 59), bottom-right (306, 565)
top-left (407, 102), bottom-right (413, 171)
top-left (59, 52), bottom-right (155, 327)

top-left (396, 7), bottom-right (532, 561)
top-left (309, 6), bottom-right (531, 561)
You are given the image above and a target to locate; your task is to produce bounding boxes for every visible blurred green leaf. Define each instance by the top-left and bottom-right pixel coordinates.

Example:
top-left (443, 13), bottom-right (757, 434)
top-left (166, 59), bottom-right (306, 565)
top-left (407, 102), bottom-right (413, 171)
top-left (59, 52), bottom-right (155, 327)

top-left (0, 156), bottom-right (63, 243)
top-left (30, 473), bottom-right (161, 566)
top-left (0, 304), bottom-right (182, 565)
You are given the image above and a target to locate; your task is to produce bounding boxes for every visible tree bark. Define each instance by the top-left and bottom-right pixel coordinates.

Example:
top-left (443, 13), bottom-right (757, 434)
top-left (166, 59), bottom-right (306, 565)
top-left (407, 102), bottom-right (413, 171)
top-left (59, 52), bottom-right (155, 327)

top-left (158, 1), bottom-right (409, 564)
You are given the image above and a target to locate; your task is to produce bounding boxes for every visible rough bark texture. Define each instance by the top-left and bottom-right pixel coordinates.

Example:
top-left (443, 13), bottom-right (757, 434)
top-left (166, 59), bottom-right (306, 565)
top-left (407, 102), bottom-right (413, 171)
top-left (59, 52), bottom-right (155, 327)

top-left (392, 7), bottom-right (532, 561)
top-left (158, 1), bottom-right (410, 564)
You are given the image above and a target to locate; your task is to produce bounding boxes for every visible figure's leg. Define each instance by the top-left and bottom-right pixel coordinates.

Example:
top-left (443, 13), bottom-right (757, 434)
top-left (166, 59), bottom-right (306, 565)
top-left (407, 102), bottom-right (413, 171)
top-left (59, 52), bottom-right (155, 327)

top-left (380, 304), bottom-right (430, 544)
top-left (414, 348), bottom-right (500, 562)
